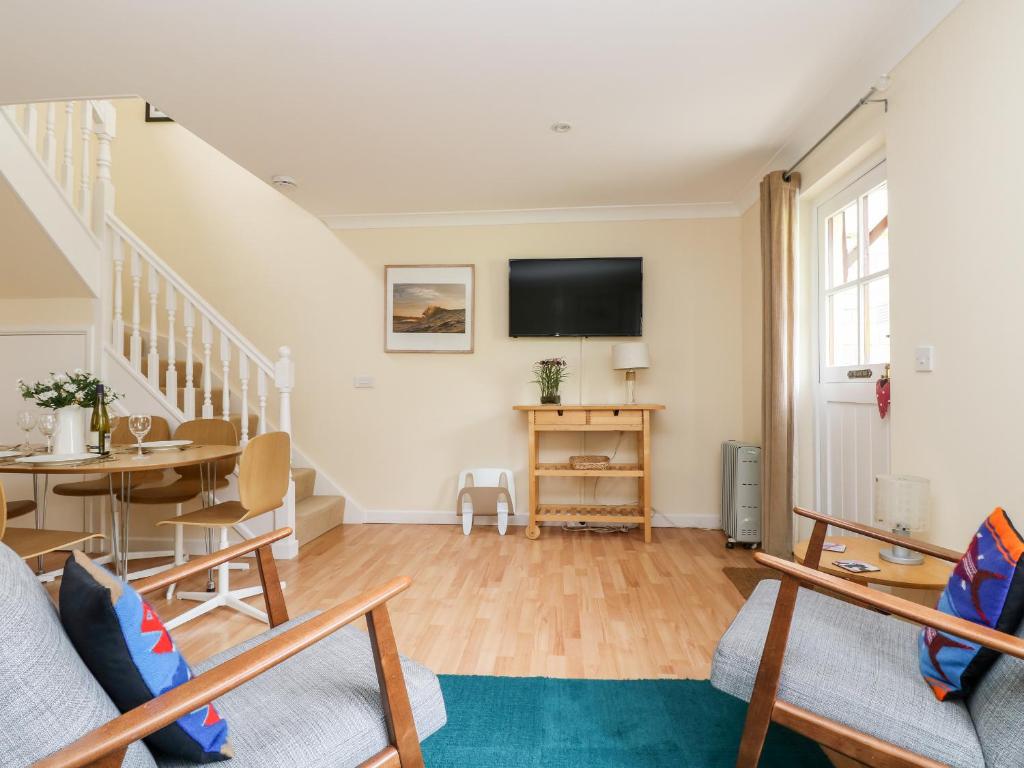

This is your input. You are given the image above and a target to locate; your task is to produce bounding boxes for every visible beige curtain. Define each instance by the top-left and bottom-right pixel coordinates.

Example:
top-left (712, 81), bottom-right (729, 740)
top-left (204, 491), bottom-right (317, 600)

top-left (760, 170), bottom-right (800, 557)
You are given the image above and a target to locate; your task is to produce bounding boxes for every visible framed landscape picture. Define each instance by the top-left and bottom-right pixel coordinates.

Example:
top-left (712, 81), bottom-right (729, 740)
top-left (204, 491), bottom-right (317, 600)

top-left (385, 265), bottom-right (474, 353)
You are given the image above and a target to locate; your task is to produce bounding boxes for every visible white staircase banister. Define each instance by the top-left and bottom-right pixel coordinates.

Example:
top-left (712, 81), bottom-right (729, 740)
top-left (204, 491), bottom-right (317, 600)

top-left (106, 212), bottom-right (275, 377)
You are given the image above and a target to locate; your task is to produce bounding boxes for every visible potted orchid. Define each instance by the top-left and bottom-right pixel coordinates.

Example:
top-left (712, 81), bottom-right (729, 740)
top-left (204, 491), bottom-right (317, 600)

top-left (532, 358), bottom-right (569, 405)
top-left (18, 370), bottom-right (121, 454)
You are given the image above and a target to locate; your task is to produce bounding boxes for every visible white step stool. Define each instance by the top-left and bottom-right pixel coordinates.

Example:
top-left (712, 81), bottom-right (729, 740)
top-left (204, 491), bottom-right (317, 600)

top-left (457, 468), bottom-right (515, 535)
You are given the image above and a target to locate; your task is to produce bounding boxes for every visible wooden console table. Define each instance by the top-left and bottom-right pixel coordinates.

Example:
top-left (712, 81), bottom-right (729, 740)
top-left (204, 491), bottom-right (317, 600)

top-left (513, 404), bottom-right (665, 542)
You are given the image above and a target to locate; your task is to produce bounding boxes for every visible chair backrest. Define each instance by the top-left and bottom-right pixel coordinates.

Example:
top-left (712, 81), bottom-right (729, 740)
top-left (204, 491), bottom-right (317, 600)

top-left (0, 481), bottom-right (7, 540)
top-left (0, 538), bottom-right (157, 766)
top-left (173, 418), bottom-right (239, 480)
top-left (238, 431), bottom-right (291, 518)
top-left (967, 615), bottom-right (1024, 766)
top-left (111, 415), bottom-right (170, 445)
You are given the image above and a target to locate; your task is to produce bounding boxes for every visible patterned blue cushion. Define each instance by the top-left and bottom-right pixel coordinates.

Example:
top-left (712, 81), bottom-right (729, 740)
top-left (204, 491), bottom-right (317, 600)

top-left (59, 551), bottom-right (232, 762)
top-left (920, 507), bottom-right (1024, 700)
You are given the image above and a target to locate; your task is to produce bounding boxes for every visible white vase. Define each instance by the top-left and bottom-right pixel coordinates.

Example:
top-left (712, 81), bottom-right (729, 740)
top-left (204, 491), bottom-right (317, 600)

top-left (53, 405), bottom-right (87, 455)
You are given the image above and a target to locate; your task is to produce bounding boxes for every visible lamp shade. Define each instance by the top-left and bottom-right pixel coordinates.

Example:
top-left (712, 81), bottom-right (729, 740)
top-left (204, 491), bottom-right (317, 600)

top-left (612, 342), bottom-right (650, 370)
top-left (874, 474), bottom-right (930, 532)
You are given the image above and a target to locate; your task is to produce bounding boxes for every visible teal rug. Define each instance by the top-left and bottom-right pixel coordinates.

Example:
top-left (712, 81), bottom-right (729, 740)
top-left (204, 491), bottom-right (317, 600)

top-left (422, 676), bottom-right (829, 767)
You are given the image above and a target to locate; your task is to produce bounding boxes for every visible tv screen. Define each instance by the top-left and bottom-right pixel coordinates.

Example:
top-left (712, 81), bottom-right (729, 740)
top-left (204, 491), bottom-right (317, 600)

top-left (509, 257), bottom-right (642, 337)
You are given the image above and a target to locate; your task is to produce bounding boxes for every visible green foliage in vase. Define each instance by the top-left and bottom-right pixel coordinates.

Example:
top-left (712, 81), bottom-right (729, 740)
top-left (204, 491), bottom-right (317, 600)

top-left (531, 357), bottom-right (569, 399)
top-left (17, 370), bottom-right (122, 410)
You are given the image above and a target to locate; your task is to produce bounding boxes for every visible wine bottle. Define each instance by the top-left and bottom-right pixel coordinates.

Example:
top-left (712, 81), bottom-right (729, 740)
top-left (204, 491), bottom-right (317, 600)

top-left (91, 384), bottom-right (110, 455)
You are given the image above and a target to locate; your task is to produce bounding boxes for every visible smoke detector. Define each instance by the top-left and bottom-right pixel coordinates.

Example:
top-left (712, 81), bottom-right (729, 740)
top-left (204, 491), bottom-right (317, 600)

top-left (271, 175), bottom-right (298, 190)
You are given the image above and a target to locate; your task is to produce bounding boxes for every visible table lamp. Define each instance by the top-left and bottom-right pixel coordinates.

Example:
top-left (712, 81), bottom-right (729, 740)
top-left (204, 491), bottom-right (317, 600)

top-left (874, 474), bottom-right (930, 565)
top-left (612, 342), bottom-right (650, 404)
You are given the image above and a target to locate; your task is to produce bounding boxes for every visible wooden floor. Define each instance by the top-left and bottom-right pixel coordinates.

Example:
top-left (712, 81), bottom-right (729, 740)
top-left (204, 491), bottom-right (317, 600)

top-left (113, 523), bottom-right (760, 676)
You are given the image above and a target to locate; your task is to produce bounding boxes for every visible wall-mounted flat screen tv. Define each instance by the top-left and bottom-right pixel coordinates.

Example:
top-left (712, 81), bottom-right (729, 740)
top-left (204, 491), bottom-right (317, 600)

top-left (508, 257), bottom-right (642, 337)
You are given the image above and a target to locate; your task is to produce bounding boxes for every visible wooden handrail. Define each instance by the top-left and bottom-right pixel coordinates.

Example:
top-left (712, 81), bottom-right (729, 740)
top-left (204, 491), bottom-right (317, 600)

top-left (755, 553), bottom-right (1024, 660)
top-left (131, 527), bottom-right (292, 596)
top-left (793, 507), bottom-right (962, 563)
top-left (34, 576), bottom-right (413, 768)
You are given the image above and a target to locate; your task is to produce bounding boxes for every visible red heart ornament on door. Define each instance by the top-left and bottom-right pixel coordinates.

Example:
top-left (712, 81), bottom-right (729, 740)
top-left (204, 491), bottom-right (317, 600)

top-left (876, 377), bottom-right (891, 419)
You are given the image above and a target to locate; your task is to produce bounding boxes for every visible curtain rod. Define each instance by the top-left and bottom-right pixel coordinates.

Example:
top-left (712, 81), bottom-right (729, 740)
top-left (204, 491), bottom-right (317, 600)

top-left (783, 82), bottom-right (889, 182)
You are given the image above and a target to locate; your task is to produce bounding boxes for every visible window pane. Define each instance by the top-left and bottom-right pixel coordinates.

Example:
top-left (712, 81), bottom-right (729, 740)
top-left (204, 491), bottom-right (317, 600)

top-left (864, 275), bottom-right (890, 364)
top-left (828, 286), bottom-right (859, 367)
top-left (864, 183), bottom-right (888, 275)
top-left (828, 203), bottom-right (859, 287)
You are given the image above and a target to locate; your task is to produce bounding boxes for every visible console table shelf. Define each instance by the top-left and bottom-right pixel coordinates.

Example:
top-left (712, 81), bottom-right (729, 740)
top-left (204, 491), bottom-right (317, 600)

top-left (514, 404), bottom-right (665, 542)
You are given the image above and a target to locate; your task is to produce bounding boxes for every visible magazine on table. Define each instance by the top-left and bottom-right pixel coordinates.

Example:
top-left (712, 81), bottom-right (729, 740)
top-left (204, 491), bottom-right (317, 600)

top-left (832, 559), bottom-right (881, 574)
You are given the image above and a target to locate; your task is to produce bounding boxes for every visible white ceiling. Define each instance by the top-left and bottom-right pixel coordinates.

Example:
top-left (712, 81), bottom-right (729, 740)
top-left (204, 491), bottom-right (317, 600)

top-left (0, 1), bottom-right (958, 222)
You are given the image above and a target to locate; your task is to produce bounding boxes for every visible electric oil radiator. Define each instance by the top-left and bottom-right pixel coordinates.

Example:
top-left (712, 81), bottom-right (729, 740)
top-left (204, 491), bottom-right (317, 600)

top-left (721, 441), bottom-right (761, 548)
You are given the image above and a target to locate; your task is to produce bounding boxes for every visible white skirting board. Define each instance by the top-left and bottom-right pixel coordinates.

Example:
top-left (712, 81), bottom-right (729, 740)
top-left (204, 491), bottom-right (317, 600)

top-left (353, 509), bottom-right (720, 529)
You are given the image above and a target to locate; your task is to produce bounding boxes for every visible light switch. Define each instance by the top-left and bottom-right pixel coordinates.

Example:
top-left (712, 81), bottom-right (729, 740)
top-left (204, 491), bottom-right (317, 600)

top-left (914, 346), bottom-right (934, 372)
top-left (353, 375), bottom-right (375, 388)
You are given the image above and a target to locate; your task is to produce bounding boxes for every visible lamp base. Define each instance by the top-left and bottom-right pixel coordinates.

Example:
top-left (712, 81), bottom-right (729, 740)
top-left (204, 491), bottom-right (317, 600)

top-left (879, 544), bottom-right (924, 566)
top-left (624, 369), bottom-right (637, 404)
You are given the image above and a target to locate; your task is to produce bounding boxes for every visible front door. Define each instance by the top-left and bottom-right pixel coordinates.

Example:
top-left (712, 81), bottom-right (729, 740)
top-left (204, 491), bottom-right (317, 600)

top-left (815, 161), bottom-right (891, 526)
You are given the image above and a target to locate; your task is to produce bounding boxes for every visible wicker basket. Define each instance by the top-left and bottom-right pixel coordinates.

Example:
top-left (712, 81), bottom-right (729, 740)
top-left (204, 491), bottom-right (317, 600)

top-left (569, 455), bottom-right (611, 470)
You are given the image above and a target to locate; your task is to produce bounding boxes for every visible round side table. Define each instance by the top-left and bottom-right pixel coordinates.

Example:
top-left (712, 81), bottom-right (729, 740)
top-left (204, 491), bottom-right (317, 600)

top-left (793, 535), bottom-right (952, 591)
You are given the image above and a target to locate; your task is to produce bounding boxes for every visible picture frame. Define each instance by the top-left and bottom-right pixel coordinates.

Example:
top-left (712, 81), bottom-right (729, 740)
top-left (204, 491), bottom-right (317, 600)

top-left (385, 264), bottom-right (474, 353)
top-left (144, 103), bottom-right (173, 123)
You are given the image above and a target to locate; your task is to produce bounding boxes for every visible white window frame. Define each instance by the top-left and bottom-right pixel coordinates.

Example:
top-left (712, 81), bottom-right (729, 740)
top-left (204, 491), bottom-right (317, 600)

top-left (816, 160), bottom-right (889, 384)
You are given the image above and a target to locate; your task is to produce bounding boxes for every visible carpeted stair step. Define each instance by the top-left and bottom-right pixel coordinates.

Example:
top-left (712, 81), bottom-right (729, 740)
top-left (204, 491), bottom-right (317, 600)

top-left (292, 467), bottom-right (316, 502)
top-left (296, 495), bottom-right (345, 546)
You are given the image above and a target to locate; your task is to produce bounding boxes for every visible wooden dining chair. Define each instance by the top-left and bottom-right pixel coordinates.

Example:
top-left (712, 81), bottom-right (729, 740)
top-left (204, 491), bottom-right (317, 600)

top-left (1, 481), bottom-right (103, 565)
top-left (116, 418), bottom-right (238, 591)
top-left (156, 431), bottom-right (290, 629)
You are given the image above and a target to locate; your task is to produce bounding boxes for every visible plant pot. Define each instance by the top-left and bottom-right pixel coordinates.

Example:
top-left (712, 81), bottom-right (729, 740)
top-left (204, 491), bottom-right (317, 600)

top-left (540, 394), bottom-right (561, 405)
top-left (53, 405), bottom-right (87, 454)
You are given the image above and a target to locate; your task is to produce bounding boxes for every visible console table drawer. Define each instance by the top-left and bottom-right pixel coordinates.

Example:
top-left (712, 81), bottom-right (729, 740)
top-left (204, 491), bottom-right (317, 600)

top-left (589, 410), bottom-right (643, 426)
top-left (535, 410), bottom-right (587, 425)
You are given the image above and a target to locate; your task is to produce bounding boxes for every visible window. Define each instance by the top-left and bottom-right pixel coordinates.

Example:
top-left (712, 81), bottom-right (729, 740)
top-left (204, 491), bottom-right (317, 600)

top-left (818, 162), bottom-right (889, 381)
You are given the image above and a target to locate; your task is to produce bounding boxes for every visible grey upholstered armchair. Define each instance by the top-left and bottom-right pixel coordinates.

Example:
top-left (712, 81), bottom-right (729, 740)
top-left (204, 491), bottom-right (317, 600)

top-left (0, 527), bottom-right (447, 767)
top-left (711, 508), bottom-right (1024, 768)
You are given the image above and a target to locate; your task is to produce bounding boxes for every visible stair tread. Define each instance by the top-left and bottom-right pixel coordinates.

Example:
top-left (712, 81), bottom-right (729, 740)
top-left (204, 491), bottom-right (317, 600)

top-left (295, 494), bottom-right (346, 547)
top-left (296, 494), bottom-right (344, 514)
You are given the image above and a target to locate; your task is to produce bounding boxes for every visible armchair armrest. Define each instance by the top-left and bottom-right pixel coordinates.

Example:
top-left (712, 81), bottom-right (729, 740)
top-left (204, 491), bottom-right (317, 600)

top-left (756, 552), bottom-right (1024, 660)
top-left (35, 576), bottom-right (416, 768)
top-left (794, 506), bottom-right (962, 563)
top-left (131, 527), bottom-right (292, 596)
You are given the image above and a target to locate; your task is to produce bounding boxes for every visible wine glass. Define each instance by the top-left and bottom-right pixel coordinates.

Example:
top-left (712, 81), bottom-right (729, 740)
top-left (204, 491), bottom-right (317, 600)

top-left (128, 414), bottom-right (151, 458)
top-left (37, 413), bottom-right (57, 454)
top-left (108, 414), bottom-right (121, 447)
top-left (16, 410), bottom-right (37, 451)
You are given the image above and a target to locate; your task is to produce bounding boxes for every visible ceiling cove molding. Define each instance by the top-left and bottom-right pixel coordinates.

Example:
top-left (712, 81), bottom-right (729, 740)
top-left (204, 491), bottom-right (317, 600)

top-left (321, 202), bottom-right (741, 230)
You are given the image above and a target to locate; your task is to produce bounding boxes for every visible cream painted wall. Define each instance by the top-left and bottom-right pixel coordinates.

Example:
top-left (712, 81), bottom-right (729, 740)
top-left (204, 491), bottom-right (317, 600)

top-left (110, 99), bottom-right (747, 523)
top-left (789, 0), bottom-right (1024, 549)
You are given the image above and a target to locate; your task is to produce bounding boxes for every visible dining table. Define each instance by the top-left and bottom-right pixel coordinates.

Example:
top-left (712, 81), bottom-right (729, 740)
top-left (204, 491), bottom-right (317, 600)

top-left (0, 444), bottom-right (242, 579)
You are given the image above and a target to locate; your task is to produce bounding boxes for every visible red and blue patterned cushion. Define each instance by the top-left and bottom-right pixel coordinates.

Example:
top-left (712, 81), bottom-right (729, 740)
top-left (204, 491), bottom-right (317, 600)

top-left (919, 508), bottom-right (1024, 700)
top-left (59, 551), bottom-right (232, 762)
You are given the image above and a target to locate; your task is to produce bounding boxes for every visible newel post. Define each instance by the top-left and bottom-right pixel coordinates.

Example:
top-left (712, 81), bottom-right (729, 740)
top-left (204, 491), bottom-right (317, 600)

top-left (91, 101), bottom-right (116, 235)
top-left (273, 346), bottom-right (298, 560)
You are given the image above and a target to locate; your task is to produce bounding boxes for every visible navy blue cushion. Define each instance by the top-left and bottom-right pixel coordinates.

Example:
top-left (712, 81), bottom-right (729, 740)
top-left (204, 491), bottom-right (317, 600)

top-left (59, 551), bottom-right (232, 762)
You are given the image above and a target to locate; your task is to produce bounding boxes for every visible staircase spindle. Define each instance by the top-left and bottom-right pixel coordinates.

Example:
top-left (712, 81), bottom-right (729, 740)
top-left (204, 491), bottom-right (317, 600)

top-left (238, 355), bottom-right (250, 444)
top-left (42, 103), bottom-right (56, 174)
top-left (201, 317), bottom-right (214, 418)
top-left (61, 102), bottom-right (74, 198)
top-left (183, 300), bottom-right (196, 420)
top-left (22, 103), bottom-right (37, 149)
top-left (129, 250), bottom-right (142, 371)
top-left (257, 369), bottom-right (268, 435)
top-left (147, 264), bottom-right (160, 388)
top-left (111, 235), bottom-right (125, 348)
top-left (79, 102), bottom-right (92, 221)
top-left (165, 283), bottom-right (178, 399)
top-left (219, 333), bottom-right (232, 422)
top-left (92, 108), bottom-right (114, 234)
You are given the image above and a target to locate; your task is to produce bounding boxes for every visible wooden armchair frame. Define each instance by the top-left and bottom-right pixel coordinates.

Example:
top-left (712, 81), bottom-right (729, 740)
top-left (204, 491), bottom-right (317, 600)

top-left (34, 527), bottom-right (424, 768)
top-left (735, 507), bottom-right (1024, 768)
